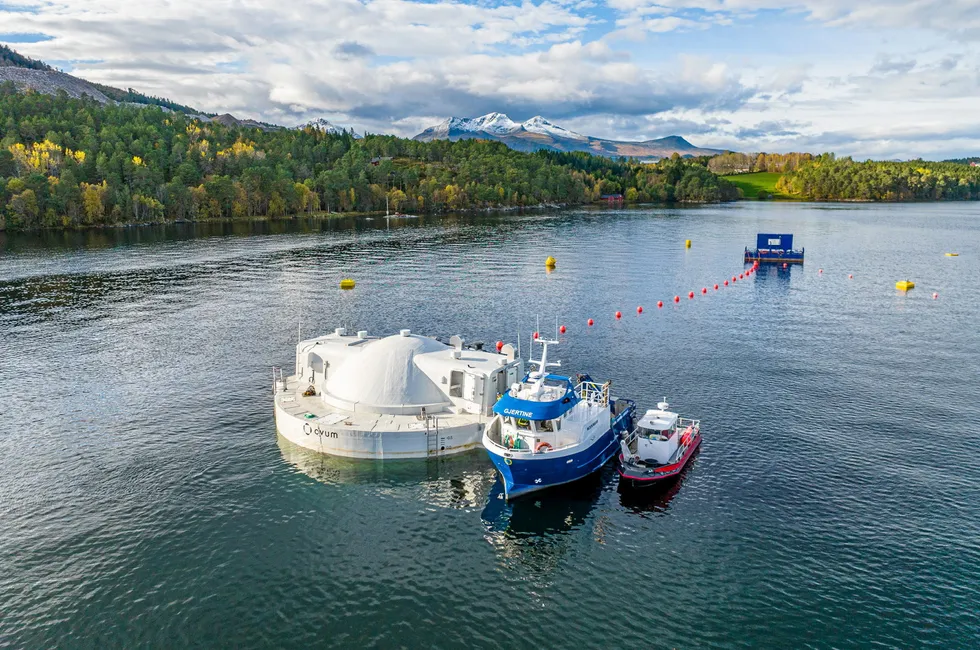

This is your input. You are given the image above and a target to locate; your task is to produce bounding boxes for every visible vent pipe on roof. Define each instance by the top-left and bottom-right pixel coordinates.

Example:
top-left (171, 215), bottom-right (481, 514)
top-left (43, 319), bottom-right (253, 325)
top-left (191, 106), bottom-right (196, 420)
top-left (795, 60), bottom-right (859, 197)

top-left (449, 335), bottom-right (463, 350)
top-left (400, 329), bottom-right (411, 337)
top-left (335, 328), bottom-right (346, 336)
top-left (357, 330), bottom-right (368, 339)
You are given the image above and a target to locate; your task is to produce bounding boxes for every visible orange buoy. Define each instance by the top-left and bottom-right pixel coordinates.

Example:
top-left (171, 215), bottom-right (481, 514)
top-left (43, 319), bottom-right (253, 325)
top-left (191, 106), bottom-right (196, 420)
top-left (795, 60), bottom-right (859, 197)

top-left (637, 306), bottom-right (643, 314)
top-left (714, 284), bottom-right (719, 290)
top-left (615, 311), bottom-right (622, 319)
top-left (657, 301), bottom-right (664, 308)
top-left (588, 318), bottom-right (594, 326)
top-left (533, 331), bottom-right (539, 339)
top-left (688, 291), bottom-right (694, 299)
top-left (673, 296), bottom-right (680, 303)
top-left (496, 341), bottom-right (504, 352)
top-left (559, 325), bottom-right (566, 334)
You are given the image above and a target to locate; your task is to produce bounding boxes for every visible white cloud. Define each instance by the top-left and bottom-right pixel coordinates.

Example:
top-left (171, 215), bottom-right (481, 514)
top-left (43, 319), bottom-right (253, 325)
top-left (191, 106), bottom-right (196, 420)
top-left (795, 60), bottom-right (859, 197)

top-left (0, 0), bottom-right (978, 157)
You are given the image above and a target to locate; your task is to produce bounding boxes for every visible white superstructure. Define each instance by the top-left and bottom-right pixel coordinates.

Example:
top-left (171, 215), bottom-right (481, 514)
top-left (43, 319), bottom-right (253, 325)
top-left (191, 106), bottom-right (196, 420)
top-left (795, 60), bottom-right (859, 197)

top-left (273, 328), bottom-right (523, 459)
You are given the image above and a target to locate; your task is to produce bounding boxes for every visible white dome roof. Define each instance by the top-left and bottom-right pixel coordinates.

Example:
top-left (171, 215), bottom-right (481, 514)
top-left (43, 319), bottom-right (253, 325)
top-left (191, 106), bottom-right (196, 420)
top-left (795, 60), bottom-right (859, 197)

top-left (323, 334), bottom-right (451, 414)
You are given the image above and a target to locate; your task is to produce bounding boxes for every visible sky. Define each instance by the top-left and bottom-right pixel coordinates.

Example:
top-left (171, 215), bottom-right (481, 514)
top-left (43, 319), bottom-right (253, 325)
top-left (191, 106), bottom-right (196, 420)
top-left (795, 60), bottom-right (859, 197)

top-left (1, 0), bottom-right (979, 159)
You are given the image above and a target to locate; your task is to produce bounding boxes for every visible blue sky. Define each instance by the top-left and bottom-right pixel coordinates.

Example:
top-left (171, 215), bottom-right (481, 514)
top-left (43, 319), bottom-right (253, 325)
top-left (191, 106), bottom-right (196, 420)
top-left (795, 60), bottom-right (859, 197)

top-left (1, 0), bottom-right (978, 159)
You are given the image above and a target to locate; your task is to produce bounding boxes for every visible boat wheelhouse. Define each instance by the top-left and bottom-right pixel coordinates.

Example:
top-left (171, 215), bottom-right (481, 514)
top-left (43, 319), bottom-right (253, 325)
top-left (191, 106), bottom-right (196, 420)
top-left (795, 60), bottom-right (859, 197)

top-left (274, 328), bottom-right (523, 459)
top-left (618, 399), bottom-right (701, 487)
top-left (482, 337), bottom-right (635, 499)
top-left (744, 233), bottom-right (804, 264)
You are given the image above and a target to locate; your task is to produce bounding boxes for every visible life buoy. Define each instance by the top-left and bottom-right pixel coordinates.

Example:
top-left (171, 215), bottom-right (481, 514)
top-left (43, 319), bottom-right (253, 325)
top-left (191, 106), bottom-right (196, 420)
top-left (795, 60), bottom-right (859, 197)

top-left (516, 418), bottom-right (530, 428)
top-left (504, 457), bottom-right (513, 466)
top-left (535, 441), bottom-right (553, 453)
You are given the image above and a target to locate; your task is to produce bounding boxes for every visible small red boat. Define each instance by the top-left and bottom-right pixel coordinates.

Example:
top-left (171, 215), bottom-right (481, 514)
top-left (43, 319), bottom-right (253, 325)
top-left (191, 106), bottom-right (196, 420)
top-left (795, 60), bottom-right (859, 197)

top-left (618, 399), bottom-right (701, 488)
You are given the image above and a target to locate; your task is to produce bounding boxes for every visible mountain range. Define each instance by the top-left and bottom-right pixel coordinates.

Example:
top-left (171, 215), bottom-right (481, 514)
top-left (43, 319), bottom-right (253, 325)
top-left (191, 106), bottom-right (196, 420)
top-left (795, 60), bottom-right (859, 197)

top-left (2, 45), bottom-right (715, 158)
top-left (413, 112), bottom-right (724, 159)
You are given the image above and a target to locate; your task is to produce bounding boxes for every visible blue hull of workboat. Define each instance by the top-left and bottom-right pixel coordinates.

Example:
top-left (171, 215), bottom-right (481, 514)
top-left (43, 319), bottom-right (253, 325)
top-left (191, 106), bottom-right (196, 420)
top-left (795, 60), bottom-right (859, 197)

top-left (488, 409), bottom-right (633, 499)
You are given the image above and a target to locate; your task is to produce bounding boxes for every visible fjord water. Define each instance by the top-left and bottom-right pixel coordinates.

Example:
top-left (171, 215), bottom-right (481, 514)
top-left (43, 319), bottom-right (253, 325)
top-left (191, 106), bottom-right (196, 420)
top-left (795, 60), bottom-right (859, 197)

top-left (1, 203), bottom-right (978, 648)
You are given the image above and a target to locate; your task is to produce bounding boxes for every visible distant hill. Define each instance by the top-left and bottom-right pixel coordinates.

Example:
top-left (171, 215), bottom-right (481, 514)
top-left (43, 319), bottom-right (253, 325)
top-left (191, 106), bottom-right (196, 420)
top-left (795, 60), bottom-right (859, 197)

top-left (0, 44), bottom-right (53, 71)
top-left (943, 157), bottom-right (980, 166)
top-left (414, 112), bottom-right (724, 159)
top-left (0, 44), bottom-right (207, 115)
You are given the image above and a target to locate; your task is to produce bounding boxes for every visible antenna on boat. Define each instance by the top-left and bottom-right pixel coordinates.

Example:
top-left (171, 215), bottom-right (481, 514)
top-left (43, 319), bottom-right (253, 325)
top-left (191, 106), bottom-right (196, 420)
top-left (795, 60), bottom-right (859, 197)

top-left (517, 319), bottom-right (521, 359)
top-left (298, 320), bottom-right (302, 344)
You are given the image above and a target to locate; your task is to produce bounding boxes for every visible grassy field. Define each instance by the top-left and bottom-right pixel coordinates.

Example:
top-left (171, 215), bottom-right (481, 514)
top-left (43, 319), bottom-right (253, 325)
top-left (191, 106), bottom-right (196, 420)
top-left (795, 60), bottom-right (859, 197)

top-left (721, 172), bottom-right (791, 199)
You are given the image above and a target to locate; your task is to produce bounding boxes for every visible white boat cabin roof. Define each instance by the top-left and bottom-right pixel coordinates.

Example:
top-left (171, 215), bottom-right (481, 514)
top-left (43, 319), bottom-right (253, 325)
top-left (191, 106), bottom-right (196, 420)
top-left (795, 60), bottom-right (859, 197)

top-left (638, 409), bottom-right (678, 431)
top-left (294, 328), bottom-right (520, 416)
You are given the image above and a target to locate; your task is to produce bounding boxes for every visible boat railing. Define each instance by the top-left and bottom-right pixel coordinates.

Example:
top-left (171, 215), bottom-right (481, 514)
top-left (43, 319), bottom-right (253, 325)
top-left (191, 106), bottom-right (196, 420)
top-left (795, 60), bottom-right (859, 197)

top-left (624, 418), bottom-right (700, 444)
top-left (575, 381), bottom-right (610, 407)
top-left (272, 366), bottom-right (285, 394)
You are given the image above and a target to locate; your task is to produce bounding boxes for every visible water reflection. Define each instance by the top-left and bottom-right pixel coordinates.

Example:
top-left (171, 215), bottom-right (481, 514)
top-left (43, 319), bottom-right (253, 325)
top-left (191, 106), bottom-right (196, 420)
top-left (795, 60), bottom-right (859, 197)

top-left (276, 434), bottom-right (495, 509)
top-left (616, 448), bottom-right (701, 514)
top-left (480, 471), bottom-right (607, 570)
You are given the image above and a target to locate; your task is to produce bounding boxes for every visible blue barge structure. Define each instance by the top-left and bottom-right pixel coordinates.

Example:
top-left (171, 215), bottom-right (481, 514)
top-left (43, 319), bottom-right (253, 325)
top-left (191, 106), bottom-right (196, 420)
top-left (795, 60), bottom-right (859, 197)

top-left (744, 233), bottom-right (804, 264)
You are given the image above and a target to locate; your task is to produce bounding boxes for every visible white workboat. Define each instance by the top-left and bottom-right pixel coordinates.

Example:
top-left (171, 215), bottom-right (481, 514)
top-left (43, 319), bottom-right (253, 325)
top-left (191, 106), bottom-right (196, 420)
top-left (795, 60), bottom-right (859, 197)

top-left (273, 328), bottom-right (523, 459)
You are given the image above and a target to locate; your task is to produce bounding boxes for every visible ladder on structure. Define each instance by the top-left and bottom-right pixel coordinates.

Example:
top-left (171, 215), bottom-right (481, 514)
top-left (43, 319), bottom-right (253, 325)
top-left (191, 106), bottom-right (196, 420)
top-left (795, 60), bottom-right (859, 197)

top-left (425, 416), bottom-right (440, 456)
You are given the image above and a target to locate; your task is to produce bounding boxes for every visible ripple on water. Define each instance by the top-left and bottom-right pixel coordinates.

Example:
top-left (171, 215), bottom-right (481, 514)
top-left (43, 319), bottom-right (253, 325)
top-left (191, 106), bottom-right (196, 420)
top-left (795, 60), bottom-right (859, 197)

top-left (1, 204), bottom-right (979, 648)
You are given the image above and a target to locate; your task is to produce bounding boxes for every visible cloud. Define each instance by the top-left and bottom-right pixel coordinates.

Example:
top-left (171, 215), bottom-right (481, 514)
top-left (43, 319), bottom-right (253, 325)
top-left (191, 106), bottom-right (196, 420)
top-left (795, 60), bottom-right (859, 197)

top-left (1, 0), bottom-right (978, 159)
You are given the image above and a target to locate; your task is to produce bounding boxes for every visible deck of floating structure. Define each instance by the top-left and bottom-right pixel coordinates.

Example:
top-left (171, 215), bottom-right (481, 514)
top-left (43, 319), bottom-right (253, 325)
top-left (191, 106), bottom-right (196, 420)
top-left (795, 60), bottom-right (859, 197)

top-left (744, 250), bottom-right (805, 263)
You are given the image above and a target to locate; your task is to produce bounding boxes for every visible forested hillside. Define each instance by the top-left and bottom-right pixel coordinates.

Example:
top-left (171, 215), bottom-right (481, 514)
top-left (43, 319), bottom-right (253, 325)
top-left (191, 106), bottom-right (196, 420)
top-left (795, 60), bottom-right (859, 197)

top-left (775, 155), bottom-right (980, 201)
top-left (0, 86), bottom-right (738, 230)
top-left (0, 45), bottom-right (52, 71)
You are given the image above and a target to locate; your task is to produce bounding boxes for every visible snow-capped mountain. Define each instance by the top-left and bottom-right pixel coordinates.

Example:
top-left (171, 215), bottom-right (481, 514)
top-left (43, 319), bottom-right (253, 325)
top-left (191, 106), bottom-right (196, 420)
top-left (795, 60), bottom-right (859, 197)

top-left (521, 115), bottom-right (588, 141)
top-left (413, 112), bottom-right (721, 159)
top-left (295, 117), bottom-right (360, 137)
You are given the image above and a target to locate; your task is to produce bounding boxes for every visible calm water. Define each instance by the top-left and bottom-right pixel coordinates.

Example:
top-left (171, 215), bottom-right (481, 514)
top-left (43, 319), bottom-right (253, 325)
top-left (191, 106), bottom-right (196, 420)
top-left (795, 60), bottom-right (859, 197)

top-left (2, 203), bottom-right (979, 648)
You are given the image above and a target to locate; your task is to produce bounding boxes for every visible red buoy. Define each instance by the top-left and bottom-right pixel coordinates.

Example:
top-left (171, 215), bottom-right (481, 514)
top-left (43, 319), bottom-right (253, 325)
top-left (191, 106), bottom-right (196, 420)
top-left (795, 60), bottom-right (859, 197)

top-left (674, 296), bottom-right (680, 303)
top-left (496, 341), bottom-right (504, 352)
top-left (714, 284), bottom-right (719, 290)
top-left (657, 301), bottom-right (664, 308)
top-left (933, 292), bottom-right (938, 299)
top-left (739, 273), bottom-right (744, 279)
top-left (637, 306), bottom-right (643, 314)
top-left (588, 318), bottom-right (594, 326)
top-left (688, 291), bottom-right (694, 299)
top-left (724, 280), bottom-right (729, 286)
top-left (782, 263), bottom-right (788, 269)
top-left (615, 311), bottom-right (622, 319)
top-left (702, 287), bottom-right (707, 294)
top-left (849, 274), bottom-right (853, 279)
top-left (533, 331), bottom-right (539, 339)
top-left (559, 325), bottom-right (566, 334)
top-left (819, 268), bottom-right (823, 274)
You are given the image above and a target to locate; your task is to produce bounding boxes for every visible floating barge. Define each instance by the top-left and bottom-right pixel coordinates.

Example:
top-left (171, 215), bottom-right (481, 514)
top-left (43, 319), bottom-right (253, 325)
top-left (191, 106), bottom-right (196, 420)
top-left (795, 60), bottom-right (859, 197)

top-left (744, 233), bottom-right (804, 264)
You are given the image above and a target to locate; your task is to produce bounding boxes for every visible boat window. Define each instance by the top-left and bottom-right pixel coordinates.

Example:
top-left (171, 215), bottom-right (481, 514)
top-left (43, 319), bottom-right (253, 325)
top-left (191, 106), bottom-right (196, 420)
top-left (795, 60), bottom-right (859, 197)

top-left (512, 417), bottom-right (532, 431)
top-left (538, 419), bottom-right (554, 433)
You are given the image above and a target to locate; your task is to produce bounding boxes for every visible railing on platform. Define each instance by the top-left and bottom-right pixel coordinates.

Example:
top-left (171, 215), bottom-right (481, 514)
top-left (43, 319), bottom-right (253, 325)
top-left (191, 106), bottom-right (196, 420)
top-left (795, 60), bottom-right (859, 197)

top-left (272, 366), bottom-right (285, 394)
top-left (575, 380), bottom-right (610, 406)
